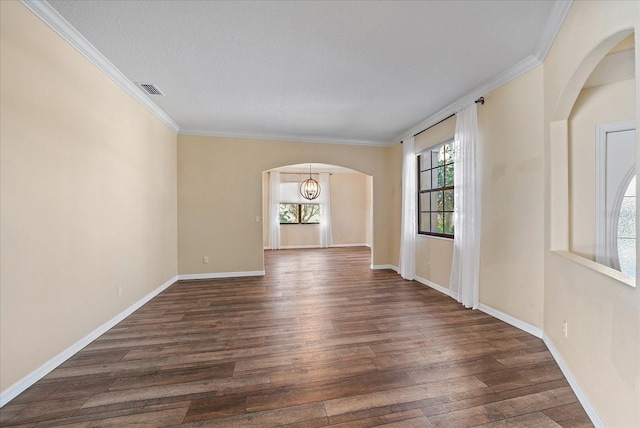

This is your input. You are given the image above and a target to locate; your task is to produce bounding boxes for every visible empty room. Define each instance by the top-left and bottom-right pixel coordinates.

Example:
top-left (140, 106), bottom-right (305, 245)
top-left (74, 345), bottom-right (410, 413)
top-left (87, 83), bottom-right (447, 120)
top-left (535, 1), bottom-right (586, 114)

top-left (1, 0), bottom-right (638, 427)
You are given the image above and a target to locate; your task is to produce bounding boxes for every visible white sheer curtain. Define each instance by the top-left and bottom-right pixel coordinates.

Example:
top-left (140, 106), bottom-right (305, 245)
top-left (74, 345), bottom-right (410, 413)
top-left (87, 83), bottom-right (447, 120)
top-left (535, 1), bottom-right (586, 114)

top-left (319, 173), bottom-right (333, 248)
top-left (399, 136), bottom-right (416, 280)
top-left (450, 103), bottom-right (481, 308)
top-left (269, 171), bottom-right (281, 250)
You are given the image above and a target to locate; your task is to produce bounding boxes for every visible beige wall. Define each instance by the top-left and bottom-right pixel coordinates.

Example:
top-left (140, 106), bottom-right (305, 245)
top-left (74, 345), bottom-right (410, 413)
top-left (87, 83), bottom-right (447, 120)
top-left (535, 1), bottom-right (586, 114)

top-left (5, 1), bottom-right (637, 425)
top-left (412, 66), bottom-right (546, 334)
top-left (569, 79), bottom-right (635, 259)
top-left (416, 236), bottom-right (454, 287)
top-left (544, 1), bottom-right (639, 426)
top-left (415, 116), bottom-right (457, 152)
top-left (263, 172), bottom-right (369, 248)
top-left (178, 135), bottom-right (399, 274)
top-left (280, 224), bottom-right (321, 247)
top-left (414, 116), bottom-right (456, 286)
top-left (0, 1), bottom-right (178, 393)
top-left (331, 173), bottom-right (367, 246)
top-left (478, 66), bottom-right (545, 329)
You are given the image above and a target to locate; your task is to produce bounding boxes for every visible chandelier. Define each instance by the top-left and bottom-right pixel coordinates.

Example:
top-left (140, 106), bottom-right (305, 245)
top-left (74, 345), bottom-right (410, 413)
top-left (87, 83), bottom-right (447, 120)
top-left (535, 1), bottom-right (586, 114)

top-left (300, 164), bottom-right (320, 200)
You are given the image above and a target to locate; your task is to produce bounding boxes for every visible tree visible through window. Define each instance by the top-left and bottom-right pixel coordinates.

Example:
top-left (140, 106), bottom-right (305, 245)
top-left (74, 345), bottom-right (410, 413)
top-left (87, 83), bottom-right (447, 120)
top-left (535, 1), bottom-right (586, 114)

top-left (418, 141), bottom-right (455, 237)
top-left (279, 203), bottom-right (320, 224)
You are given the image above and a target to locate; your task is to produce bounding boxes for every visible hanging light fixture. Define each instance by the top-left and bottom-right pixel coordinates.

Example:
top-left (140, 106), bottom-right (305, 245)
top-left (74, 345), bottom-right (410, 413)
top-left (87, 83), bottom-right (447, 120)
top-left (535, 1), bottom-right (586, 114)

top-left (300, 164), bottom-right (321, 200)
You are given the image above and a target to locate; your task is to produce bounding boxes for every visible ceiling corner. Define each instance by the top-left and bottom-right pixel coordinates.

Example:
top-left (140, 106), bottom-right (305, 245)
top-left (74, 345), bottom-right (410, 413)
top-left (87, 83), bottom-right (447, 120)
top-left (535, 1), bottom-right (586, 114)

top-left (19, 0), bottom-right (180, 134)
top-left (532, 0), bottom-right (574, 62)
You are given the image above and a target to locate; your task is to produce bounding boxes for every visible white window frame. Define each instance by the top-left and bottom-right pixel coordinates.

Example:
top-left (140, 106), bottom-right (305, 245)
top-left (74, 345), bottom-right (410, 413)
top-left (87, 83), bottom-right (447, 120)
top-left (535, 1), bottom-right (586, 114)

top-left (594, 120), bottom-right (636, 271)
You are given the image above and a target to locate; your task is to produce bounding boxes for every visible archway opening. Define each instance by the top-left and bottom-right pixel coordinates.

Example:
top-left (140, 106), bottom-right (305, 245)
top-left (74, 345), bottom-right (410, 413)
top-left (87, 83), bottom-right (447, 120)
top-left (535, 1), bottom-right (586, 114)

top-left (262, 163), bottom-right (374, 270)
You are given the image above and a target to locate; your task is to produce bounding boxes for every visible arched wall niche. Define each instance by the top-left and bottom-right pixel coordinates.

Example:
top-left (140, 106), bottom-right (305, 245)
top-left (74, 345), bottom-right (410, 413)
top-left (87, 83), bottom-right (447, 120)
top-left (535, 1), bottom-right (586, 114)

top-left (552, 29), bottom-right (634, 121)
top-left (550, 27), bottom-right (636, 285)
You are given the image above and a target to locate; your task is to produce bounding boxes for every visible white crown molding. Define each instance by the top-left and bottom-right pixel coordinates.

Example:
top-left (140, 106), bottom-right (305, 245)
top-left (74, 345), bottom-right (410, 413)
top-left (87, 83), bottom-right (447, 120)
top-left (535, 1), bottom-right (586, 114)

top-left (532, 0), bottom-right (573, 61)
top-left (178, 270), bottom-right (265, 280)
top-left (391, 54), bottom-right (542, 144)
top-left (21, 0), bottom-right (572, 148)
top-left (543, 334), bottom-right (603, 427)
top-left (20, 0), bottom-right (180, 134)
top-left (0, 275), bottom-right (179, 407)
top-left (390, 0), bottom-right (573, 146)
top-left (178, 129), bottom-right (386, 147)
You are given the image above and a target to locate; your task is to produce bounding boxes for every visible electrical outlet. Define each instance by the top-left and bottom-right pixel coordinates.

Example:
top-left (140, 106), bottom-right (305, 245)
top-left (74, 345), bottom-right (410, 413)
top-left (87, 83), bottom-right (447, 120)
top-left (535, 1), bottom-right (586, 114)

top-left (562, 320), bottom-right (568, 338)
top-left (203, 256), bottom-right (209, 264)
top-left (117, 286), bottom-right (123, 297)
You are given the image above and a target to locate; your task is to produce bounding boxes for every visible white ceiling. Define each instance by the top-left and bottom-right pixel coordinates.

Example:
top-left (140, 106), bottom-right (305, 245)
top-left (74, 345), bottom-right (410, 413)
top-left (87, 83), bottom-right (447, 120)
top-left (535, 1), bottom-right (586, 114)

top-left (44, 0), bottom-right (565, 146)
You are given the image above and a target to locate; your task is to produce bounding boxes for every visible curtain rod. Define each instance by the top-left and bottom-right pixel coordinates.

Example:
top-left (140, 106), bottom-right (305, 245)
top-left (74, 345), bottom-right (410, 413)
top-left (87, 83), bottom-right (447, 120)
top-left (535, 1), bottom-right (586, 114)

top-left (405, 97), bottom-right (485, 142)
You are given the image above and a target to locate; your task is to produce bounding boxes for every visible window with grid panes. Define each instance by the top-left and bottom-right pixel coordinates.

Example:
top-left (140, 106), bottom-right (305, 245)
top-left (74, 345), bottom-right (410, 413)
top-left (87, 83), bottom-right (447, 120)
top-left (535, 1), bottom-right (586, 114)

top-left (418, 140), bottom-right (455, 237)
top-left (279, 203), bottom-right (320, 224)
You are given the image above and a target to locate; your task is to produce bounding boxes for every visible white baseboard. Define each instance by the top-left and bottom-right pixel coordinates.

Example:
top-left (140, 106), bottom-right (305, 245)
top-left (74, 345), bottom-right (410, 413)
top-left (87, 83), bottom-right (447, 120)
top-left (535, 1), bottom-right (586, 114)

top-left (178, 270), bottom-right (265, 280)
top-left (371, 264), bottom-right (398, 272)
top-left (411, 277), bottom-right (543, 340)
top-left (268, 245), bottom-right (369, 250)
top-left (477, 303), bottom-right (543, 339)
top-left (0, 275), bottom-right (179, 407)
top-left (410, 279), bottom-right (599, 426)
top-left (1, 269), bottom-right (600, 428)
top-left (264, 245), bottom-right (371, 250)
top-left (414, 276), bottom-right (451, 296)
top-left (543, 335), bottom-right (603, 428)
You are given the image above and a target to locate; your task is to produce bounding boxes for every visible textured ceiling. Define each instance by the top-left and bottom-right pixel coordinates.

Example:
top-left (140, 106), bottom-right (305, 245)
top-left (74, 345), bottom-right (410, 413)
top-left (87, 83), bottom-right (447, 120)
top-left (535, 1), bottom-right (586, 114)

top-left (47, 0), bottom-right (559, 146)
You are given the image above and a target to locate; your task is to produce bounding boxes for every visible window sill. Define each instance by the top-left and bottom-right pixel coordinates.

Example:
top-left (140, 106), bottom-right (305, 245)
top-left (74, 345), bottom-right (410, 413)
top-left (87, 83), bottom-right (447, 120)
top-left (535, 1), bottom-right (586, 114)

top-left (417, 234), bottom-right (454, 242)
top-left (552, 250), bottom-right (636, 288)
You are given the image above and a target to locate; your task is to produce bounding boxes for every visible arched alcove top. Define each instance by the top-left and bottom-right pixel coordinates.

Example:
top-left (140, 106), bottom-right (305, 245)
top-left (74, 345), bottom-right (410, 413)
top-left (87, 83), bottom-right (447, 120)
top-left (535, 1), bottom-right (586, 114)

top-left (266, 163), bottom-right (370, 176)
top-left (552, 28), bottom-right (635, 122)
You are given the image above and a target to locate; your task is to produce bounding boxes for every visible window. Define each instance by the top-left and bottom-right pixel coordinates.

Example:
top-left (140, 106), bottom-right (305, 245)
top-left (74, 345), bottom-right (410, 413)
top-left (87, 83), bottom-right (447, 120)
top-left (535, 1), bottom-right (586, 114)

top-left (594, 123), bottom-right (636, 279)
top-left (418, 140), bottom-right (455, 237)
top-left (279, 203), bottom-right (320, 224)
top-left (617, 175), bottom-right (636, 277)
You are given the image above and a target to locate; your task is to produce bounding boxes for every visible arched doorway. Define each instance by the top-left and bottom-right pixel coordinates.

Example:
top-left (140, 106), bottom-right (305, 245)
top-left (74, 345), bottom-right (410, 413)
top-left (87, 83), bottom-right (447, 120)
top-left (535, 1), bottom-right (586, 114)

top-left (262, 163), bottom-right (373, 269)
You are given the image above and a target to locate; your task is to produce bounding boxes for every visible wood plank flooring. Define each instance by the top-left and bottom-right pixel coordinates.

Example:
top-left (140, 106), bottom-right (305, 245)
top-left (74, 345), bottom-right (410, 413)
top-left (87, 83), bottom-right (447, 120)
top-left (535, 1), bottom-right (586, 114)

top-left (1, 247), bottom-right (593, 427)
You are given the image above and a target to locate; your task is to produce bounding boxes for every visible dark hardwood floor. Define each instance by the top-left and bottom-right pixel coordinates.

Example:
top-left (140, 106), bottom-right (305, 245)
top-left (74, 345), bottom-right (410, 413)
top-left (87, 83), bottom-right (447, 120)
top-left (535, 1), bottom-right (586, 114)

top-left (1, 247), bottom-right (592, 427)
